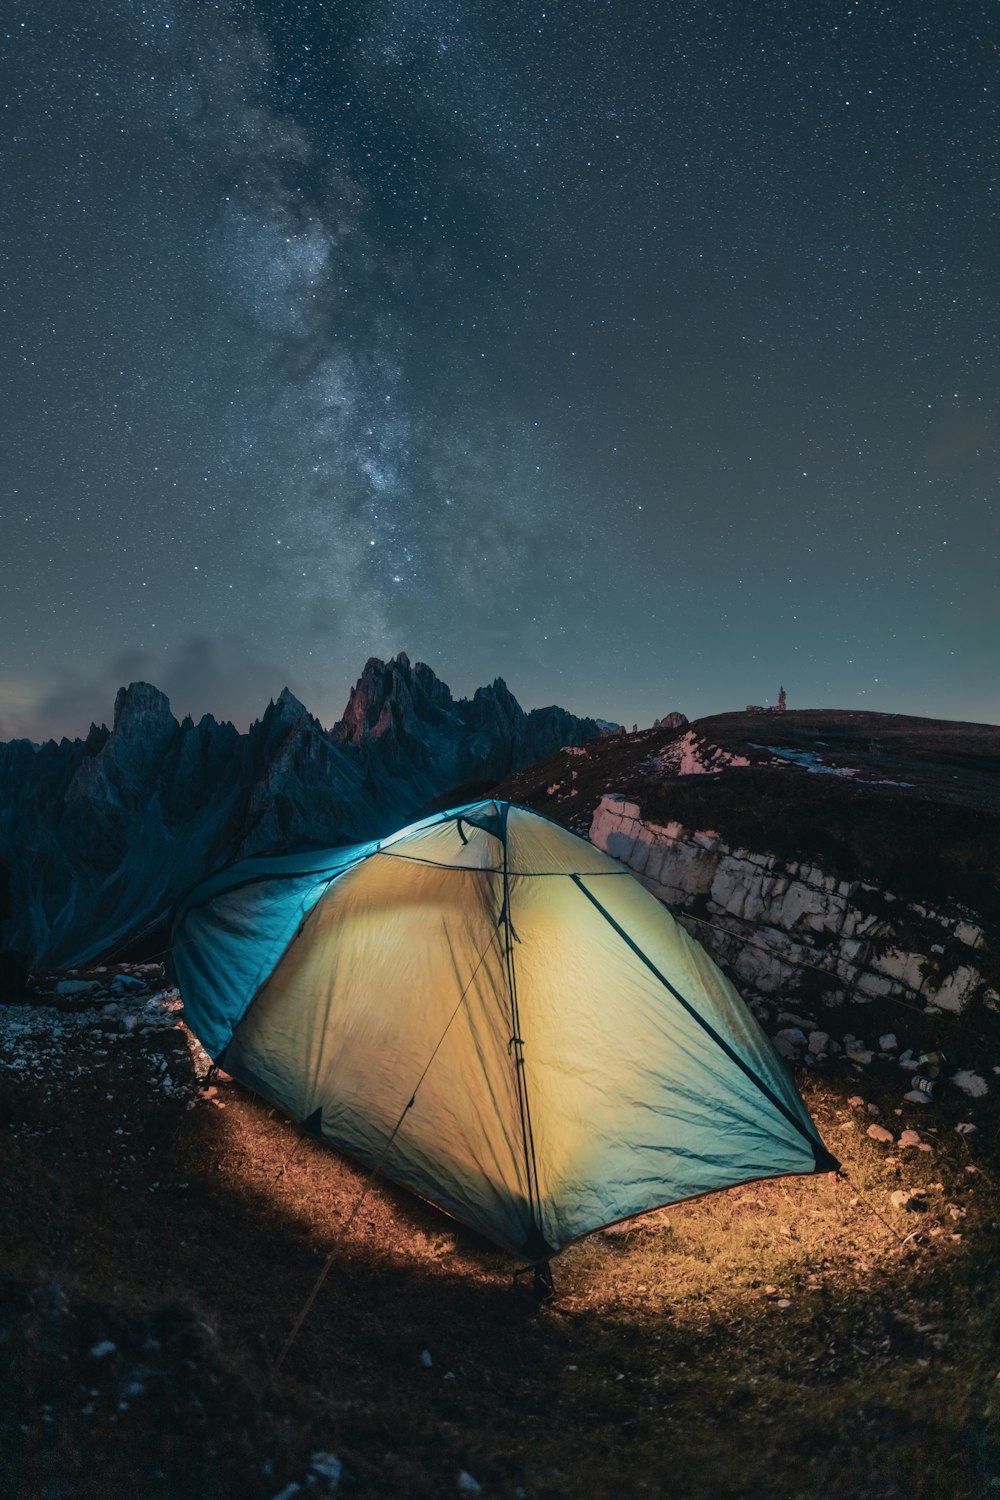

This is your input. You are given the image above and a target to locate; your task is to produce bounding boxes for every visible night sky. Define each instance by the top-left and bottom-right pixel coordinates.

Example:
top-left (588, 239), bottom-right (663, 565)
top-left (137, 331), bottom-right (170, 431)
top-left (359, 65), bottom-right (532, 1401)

top-left (2, 0), bottom-right (998, 741)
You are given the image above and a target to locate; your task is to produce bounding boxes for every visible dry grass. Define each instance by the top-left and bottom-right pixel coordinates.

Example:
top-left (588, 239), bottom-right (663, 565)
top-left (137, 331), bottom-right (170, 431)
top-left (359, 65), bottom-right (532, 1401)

top-left (2, 1009), bottom-right (999, 1499)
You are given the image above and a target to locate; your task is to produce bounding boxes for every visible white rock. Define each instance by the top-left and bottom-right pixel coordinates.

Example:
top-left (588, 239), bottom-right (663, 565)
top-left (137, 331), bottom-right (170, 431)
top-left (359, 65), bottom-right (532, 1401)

top-left (955, 1122), bottom-right (977, 1135)
top-left (904, 1090), bottom-right (933, 1106)
top-left (879, 1033), bottom-right (898, 1052)
top-left (898, 1129), bottom-right (922, 1148)
top-left (846, 1045), bottom-right (874, 1065)
top-left (952, 1070), bottom-right (988, 1098)
top-left (869, 949), bottom-right (925, 991)
top-left (420, 1349), bottom-right (433, 1367)
top-left (927, 965), bottom-right (981, 1015)
top-left (855, 973), bottom-right (895, 1001)
top-left (954, 920), bottom-right (984, 949)
top-left (457, 1471), bottom-right (482, 1494)
top-left (89, 1341), bottom-right (117, 1359)
top-left (866, 1124), bottom-right (894, 1143)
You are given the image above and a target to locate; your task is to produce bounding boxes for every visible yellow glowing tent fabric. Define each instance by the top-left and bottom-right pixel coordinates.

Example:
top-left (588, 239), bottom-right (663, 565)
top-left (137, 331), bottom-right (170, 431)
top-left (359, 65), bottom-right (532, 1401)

top-left (172, 800), bottom-right (836, 1259)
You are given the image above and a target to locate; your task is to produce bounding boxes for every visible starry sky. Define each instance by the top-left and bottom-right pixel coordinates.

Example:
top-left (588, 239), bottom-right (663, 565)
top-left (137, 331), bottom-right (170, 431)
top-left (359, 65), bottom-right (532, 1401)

top-left (2, 0), bottom-right (998, 741)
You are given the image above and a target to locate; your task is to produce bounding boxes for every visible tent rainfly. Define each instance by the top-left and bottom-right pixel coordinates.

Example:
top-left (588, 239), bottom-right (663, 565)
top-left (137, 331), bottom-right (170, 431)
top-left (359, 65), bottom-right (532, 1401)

top-left (172, 800), bottom-right (838, 1262)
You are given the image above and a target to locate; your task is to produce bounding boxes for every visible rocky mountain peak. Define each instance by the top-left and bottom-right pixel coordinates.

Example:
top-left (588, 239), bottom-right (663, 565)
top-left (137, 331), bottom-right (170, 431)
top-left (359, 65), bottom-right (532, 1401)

top-left (83, 722), bottom-right (110, 756)
top-left (112, 682), bottom-right (175, 737)
top-left (334, 654), bottom-right (459, 746)
top-left (252, 688), bottom-right (320, 767)
top-left (272, 686), bottom-right (310, 724)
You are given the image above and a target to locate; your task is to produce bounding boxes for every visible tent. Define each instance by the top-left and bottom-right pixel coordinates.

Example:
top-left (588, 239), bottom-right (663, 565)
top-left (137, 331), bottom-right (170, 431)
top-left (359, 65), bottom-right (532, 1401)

top-left (171, 800), bottom-right (837, 1261)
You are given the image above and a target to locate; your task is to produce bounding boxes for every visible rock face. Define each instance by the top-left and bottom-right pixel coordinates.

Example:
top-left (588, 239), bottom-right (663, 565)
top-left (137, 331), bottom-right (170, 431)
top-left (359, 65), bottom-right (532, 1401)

top-left (590, 793), bottom-right (993, 1017)
top-left (0, 655), bottom-right (606, 969)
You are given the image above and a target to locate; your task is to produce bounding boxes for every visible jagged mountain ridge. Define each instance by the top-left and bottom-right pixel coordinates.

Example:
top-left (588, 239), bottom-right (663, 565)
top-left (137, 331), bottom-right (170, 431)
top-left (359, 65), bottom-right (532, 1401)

top-left (0, 653), bottom-right (608, 969)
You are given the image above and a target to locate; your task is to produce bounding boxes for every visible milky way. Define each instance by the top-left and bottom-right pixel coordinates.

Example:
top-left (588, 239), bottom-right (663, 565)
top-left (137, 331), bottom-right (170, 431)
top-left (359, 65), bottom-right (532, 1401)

top-left (2, 0), bottom-right (998, 738)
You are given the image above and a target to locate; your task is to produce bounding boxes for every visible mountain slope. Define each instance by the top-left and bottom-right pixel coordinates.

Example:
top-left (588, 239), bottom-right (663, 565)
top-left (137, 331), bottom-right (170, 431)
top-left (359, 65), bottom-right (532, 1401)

top-left (495, 707), bottom-right (1000, 1025)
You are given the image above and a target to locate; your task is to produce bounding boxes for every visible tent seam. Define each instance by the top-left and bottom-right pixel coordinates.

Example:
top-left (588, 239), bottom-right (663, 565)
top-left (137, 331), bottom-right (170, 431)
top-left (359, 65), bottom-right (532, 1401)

top-left (569, 874), bottom-right (837, 1172)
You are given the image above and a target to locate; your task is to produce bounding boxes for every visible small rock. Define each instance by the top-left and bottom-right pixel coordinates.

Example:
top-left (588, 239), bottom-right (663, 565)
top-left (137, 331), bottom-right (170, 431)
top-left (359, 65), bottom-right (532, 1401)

top-left (866, 1103), bottom-right (880, 1117)
top-left (899, 1129), bottom-right (922, 1148)
top-left (457, 1472), bottom-right (482, 1495)
top-left (879, 1033), bottom-right (898, 1052)
top-left (866, 1124), bottom-right (894, 1143)
top-left (776, 1027), bottom-right (808, 1048)
top-left (846, 1045), bottom-right (874, 1065)
top-left (111, 973), bottom-right (146, 992)
top-left (890, 1189), bottom-right (926, 1211)
top-left (848, 1096), bottom-right (865, 1110)
top-left (89, 1341), bottom-right (117, 1360)
top-left (309, 1453), bottom-right (343, 1489)
top-left (777, 1298), bottom-right (792, 1309)
top-left (420, 1349), bottom-right (433, 1368)
top-left (952, 1070), bottom-right (988, 1098)
top-left (904, 1091), bottom-right (933, 1106)
top-left (955, 1122), bottom-right (977, 1135)
top-left (807, 1031), bottom-right (830, 1056)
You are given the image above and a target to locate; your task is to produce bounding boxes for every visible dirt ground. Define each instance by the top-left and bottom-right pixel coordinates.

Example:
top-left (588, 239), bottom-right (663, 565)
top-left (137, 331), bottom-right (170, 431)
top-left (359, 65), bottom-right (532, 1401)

top-left (2, 977), bottom-right (999, 1500)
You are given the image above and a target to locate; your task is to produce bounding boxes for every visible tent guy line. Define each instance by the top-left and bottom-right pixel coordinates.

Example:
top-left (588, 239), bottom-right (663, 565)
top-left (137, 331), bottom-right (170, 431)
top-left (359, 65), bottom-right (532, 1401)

top-left (272, 918), bottom-right (504, 1375)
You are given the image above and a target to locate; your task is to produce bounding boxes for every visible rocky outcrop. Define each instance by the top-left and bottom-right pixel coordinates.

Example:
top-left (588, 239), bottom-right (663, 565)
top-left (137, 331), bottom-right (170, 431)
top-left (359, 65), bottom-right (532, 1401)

top-left (0, 656), bottom-right (606, 969)
top-left (333, 653), bottom-right (604, 785)
top-left (590, 793), bottom-right (995, 1017)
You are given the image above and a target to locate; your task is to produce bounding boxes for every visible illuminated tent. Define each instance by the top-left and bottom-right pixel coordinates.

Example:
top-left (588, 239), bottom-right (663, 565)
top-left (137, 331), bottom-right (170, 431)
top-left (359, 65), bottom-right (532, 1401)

top-left (172, 800), bottom-right (836, 1261)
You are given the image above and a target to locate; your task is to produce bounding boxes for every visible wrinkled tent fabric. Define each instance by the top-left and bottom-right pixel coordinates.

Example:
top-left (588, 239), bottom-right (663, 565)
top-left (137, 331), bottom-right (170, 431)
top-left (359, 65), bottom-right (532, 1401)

top-left (172, 800), bottom-right (837, 1260)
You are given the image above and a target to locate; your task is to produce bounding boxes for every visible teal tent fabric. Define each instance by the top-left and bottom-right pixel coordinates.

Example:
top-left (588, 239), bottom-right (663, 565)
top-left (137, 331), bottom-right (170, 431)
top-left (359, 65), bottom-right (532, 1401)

top-left (172, 800), bottom-right (836, 1258)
